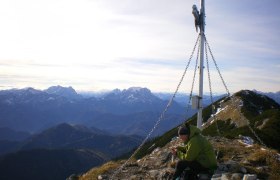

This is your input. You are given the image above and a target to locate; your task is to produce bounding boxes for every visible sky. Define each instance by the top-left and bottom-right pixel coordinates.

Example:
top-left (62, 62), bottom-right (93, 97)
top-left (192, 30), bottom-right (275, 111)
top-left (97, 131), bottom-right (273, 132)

top-left (0, 0), bottom-right (279, 93)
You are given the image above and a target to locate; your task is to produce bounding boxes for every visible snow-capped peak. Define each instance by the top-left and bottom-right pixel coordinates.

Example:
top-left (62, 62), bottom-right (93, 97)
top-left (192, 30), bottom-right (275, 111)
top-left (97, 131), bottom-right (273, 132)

top-left (44, 85), bottom-right (81, 99)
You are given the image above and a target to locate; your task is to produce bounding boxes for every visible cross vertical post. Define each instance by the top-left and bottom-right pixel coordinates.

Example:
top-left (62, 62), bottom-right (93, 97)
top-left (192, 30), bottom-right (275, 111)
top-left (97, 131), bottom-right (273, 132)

top-left (197, 0), bottom-right (205, 129)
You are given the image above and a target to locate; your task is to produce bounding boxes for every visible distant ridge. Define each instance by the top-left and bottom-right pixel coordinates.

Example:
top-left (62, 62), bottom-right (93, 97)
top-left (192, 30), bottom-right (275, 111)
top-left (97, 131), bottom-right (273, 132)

top-left (0, 123), bottom-right (142, 180)
top-left (0, 86), bottom-right (188, 136)
top-left (20, 123), bottom-right (142, 158)
top-left (253, 89), bottom-right (280, 105)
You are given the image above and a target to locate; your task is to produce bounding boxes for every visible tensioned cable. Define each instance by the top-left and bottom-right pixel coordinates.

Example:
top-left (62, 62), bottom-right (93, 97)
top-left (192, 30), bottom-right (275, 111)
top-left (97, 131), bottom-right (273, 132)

top-left (204, 34), bottom-right (267, 148)
top-left (204, 34), bottom-right (230, 96)
top-left (110, 34), bottom-right (201, 179)
top-left (205, 40), bottom-right (221, 136)
top-left (181, 35), bottom-right (201, 122)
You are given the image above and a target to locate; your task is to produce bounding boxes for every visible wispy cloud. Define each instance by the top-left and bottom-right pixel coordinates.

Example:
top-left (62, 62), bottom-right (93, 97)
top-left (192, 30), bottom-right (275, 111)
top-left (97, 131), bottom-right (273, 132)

top-left (221, 67), bottom-right (280, 92)
top-left (0, 0), bottom-right (279, 92)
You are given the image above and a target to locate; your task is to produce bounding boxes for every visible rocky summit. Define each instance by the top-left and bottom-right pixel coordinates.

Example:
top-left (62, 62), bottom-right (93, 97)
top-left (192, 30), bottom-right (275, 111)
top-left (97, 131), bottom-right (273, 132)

top-left (77, 136), bottom-right (280, 180)
top-left (76, 90), bottom-right (280, 180)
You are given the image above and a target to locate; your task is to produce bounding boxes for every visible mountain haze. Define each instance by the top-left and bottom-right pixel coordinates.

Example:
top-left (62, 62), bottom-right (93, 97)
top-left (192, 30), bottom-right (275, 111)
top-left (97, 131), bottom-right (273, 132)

top-left (20, 123), bottom-right (142, 158)
top-left (0, 123), bottom-right (142, 180)
top-left (0, 86), bottom-right (190, 136)
top-left (0, 127), bottom-right (30, 141)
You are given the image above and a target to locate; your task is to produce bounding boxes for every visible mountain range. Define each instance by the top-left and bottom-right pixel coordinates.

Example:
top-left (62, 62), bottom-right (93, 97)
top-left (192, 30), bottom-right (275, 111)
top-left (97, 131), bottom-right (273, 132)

top-left (20, 123), bottom-right (142, 158)
top-left (253, 90), bottom-right (280, 105)
top-left (0, 123), bottom-right (142, 157)
top-left (0, 86), bottom-right (190, 136)
top-left (0, 86), bottom-right (280, 180)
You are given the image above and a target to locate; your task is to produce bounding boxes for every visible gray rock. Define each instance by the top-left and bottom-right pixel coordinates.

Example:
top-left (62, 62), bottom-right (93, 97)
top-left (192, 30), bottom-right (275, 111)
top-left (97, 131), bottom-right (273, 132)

top-left (217, 160), bottom-right (246, 174)
top-left (198, 173), bottom-right (212, 180)
top-left (217, 164), bottom-right (229, 172)
top-left (231, 173), bottom-right (243, 180)
top-left (256, 166), bottom-right (268, 172)
top-left (226, 161), bottom-right (242, 172)
top-left (129, 175), bottom-right (137, 180)
top-left (151, 147), bottom-right (161, 154)
top-left (240, 167), bottom-right (247, 174)
top-left (211, 177), bottom-right (221, 180)
top-left (97, 174), bottom-right (108, 180)
top-left (149, 170), bottom-right (159, 178)
top-left (242, 174), bottom-right (257, 180)
top-left (159, 168), bottom-right (175, 179)
top-left (127, 163), bottom-right (138, 167)
top-left (241, 159), bottom-right (251, 165)
top-left (221, 173), bottom-right (231, 180)
top-left (220, 172), bottom-right (245, 180)
top-left (211, 176), bottom-right (222, 180)
top-left (160, 152), bottom-right (172, 164)
top-left (211, 173), bottom-right (222, 179)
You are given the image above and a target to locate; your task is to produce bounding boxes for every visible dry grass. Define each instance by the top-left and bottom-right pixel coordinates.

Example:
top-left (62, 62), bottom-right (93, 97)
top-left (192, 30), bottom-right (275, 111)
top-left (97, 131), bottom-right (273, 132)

top-left (246, 148), bottom-right (280, 179)
top-left (247, 149), bottom-right (268, 165)
top-left (211, 138), bottom-right (252, 162)
top-left (79, 161), bottom-right (121, 180)
top-left (269, 160), bottom-right (280, 180)
top-left (209, 137), bottom-right (280, 179)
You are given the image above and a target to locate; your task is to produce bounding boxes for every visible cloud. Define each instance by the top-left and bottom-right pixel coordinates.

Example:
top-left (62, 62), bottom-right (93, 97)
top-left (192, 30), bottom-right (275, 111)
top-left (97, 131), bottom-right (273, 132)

top-left (221, 67), bottom-right (280, 93)
top-left (0, 0), bottom-right (279, 92)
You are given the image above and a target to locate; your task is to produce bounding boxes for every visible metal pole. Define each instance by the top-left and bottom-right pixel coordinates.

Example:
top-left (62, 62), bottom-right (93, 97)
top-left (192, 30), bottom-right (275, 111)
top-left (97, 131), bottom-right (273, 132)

top-left (197, 0), bottom-right (205, 129)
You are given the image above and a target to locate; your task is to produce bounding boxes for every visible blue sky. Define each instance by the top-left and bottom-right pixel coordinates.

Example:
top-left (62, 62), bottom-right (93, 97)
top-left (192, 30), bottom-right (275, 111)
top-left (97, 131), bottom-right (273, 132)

top-left (0, 0), bottom-right (279, 93)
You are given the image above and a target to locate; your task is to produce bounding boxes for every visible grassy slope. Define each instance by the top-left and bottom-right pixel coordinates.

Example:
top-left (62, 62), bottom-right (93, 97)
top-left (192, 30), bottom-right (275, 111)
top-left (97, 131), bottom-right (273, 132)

top-left (135, 90), bottom-right (280, 159)
top-left (203, 90), bottom-right (280, 150)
